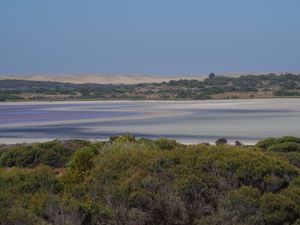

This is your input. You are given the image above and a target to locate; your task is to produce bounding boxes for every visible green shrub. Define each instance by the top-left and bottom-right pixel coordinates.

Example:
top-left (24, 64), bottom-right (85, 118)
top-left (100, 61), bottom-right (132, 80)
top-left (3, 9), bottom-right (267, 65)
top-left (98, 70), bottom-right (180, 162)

top-left (278, 152), bottom-right (300, 168)
top-left (0, 136), bottom-right (300, 225)
top-left (256, 136), bottom-right (300, 150)
top-left (261, 193), bottom-right (299, 225)
top-left (0, 166), bottom-right (60, 194)
top-left (267, 142), bottom-right (300, 153)
top-left (109, 133), bottom-right (136, 143)
top-left (256, 137), bottom-right (278, 150)
top-left (0, 139), bottom-right (90, 168)
top-left (208, 186), bottom-right (264, 225)
top-left (155, 137), bottom-right (180, 150)
top-left (66, 146), bottom-right (99, 183)
top-left (88, 141), bottom-right (298, 224)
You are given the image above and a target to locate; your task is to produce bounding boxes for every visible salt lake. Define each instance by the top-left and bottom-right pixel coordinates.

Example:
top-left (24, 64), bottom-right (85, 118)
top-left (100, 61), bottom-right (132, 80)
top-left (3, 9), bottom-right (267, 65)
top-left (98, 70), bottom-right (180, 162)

top-left (0, 99), bottom-right (300, 144)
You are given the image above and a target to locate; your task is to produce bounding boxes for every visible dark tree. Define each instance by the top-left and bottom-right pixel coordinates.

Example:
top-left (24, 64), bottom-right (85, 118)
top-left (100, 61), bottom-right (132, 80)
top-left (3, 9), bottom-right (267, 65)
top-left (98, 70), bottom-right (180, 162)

top-left (235, 140), bottom-right (242, 146)
top-left (216, 138), bottom-right (227, 145)
top-left (209, 73), bottom-right (215, 79)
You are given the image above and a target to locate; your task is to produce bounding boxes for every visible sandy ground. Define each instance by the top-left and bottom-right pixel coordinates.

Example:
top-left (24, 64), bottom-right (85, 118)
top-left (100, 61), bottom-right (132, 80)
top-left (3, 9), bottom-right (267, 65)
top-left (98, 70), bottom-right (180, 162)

top-left (0, 74), bottom-right (206, 84)
top-left (0, 72), bottom-right (294, 84)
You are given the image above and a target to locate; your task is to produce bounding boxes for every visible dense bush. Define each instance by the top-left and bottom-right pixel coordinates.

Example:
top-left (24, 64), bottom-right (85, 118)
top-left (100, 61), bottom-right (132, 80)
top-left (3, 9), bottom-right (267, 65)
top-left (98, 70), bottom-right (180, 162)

top-left (194, 186), bottom-right (264, 225)
top-left (256, 137), bottom-right (300, 168)
top-left (268, 142), bottom-right (300, 153)
top-left (154, 137), bottom-right (181, 150)
top-left (261, 193), bottom-right (298, 225)
top-left (0, 139), bottom-right (92, 168)
top-left (256, 136), bottom-right (300, 150)
top-left (109, 133), bottom-right (136, 143)
top-left (276, 152), bottom-right (300, 168)
top-left (87, 139), bottom-right (298, 225)
top-left (0, 136), bottom-right (299, 225)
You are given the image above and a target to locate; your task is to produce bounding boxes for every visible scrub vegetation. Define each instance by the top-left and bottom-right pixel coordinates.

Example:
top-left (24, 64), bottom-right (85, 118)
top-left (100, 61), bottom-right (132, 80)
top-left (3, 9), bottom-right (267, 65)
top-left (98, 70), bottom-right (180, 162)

top-left (1, 73), bottom-right (300, 101)
top-left (0, 135), bottom-right (300, 225)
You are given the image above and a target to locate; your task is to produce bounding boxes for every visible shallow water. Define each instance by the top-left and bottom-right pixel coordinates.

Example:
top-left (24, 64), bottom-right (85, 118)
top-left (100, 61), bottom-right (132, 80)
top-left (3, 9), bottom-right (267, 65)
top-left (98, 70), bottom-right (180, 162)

top-left (0, 99), bottom-right (300, 144)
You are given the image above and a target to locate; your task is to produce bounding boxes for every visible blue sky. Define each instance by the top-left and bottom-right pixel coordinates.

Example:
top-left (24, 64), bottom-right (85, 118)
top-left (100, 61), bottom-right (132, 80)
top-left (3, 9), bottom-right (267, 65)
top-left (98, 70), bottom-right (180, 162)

top-left (0, 0), bottom-right (300, 75)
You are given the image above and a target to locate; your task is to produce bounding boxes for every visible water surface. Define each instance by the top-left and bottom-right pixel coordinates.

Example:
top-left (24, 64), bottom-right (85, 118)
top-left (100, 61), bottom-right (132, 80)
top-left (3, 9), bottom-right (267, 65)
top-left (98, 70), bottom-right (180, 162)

top-left (0, 99), bottom-right (299, 144)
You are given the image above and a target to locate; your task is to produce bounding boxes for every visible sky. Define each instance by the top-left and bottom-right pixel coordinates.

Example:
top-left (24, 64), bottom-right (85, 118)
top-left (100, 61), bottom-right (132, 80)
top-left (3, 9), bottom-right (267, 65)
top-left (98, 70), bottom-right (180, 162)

top-left (0, 0), bottom-right (300, 75)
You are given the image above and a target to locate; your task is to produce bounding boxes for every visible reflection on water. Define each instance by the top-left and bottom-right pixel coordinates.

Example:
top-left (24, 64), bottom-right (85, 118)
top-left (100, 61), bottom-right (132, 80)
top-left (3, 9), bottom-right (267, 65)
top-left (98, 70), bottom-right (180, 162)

top-left (0, 99), bottom-right (300, 144)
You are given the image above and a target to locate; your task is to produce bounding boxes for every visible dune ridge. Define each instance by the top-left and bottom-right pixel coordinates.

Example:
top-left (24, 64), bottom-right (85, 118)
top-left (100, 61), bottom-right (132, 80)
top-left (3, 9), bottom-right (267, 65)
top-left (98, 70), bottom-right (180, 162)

top-left (0, 74), bottom-right (206, 84)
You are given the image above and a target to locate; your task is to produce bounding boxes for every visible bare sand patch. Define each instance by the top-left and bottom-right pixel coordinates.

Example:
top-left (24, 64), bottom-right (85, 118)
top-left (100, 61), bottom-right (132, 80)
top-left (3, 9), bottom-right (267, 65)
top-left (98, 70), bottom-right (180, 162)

top-left (0, 74), bottom-right (206, 84)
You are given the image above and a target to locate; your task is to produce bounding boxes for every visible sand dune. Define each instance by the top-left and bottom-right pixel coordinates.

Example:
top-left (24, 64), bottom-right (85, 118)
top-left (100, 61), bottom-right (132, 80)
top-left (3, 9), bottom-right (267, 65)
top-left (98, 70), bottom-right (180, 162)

top-left (0, 74), bottom-right (206, 84)
top-left (1, 72), bottom-right (294, 84)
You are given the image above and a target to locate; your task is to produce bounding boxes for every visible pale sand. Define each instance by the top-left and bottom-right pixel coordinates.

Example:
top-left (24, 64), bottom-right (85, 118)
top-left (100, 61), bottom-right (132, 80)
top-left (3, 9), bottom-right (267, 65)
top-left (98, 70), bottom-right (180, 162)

top-left (0, 74), bottom-right (206, 84)
top-left (0, 72), bottom-right (296, 84)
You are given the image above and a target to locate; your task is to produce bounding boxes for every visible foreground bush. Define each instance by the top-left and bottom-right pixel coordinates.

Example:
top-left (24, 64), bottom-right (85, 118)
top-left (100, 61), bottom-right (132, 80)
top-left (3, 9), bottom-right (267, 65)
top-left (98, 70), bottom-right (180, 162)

top-left (0, 136), bottom-right (299, 225)
top-left (267, 142), bottom-right (300, 153)
top-left (87, 139), bottom-right (299, 224)
top-left (256, 136), bottom-right (300, 150)
top-left (257, 136), bottom-right (300, 169)
top-left (0, 139), bottom-right (92, 168)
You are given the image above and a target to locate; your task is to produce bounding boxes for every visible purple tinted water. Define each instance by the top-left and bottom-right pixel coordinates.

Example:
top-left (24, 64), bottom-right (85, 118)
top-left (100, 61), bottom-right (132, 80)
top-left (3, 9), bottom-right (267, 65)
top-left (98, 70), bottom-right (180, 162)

top-left (0, 103), bottom-right (140, 124)
top-left (1, 100), bottom-right (300, 144)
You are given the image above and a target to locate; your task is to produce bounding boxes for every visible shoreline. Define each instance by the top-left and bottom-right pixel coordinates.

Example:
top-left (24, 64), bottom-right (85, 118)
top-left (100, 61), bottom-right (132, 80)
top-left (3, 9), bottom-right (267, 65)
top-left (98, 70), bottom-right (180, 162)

top-left (0, 97), bottom-right (299, 105)
top-left (0, 137), bottom-right (257, 146)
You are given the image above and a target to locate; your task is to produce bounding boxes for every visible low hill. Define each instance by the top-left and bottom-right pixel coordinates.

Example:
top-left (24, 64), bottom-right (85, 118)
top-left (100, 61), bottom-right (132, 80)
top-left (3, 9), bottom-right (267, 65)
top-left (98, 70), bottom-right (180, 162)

top-left (0, 74), bottom-right (205, 84)
top-left (0, 73), bottom-right (300, 101)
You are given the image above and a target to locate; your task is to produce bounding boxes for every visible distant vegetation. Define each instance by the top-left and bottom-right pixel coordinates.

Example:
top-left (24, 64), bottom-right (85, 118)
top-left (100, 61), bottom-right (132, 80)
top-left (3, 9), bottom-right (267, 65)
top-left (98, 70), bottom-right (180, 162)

top-left (0, 135), bottom-right (300, 224)
top-left (1, 73), bottom-right (300, 101)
